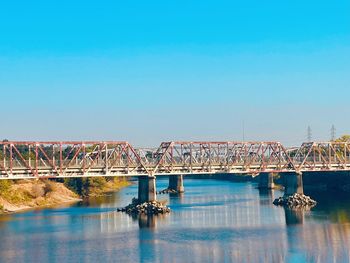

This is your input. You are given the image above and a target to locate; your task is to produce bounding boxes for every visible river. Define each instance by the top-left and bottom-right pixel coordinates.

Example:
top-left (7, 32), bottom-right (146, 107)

top-left (1, 178), bottom-right (350, 263)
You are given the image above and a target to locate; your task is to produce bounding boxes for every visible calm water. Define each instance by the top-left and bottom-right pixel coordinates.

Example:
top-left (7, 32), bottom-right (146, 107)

top-left (1, 178), bottom-right (350, 263)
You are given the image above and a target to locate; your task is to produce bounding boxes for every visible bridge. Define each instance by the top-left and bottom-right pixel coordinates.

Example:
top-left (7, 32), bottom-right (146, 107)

top-left (1, 140), bottom-right (350, 202)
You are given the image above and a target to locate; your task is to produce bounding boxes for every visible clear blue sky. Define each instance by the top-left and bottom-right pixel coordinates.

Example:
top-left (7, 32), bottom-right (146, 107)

top-left (0, 0), bottom-right (349, 146)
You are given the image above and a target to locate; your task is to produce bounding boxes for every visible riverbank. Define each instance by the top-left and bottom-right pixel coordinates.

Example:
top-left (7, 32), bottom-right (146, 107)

top-left (0, 177), bottom-right (131, 214)
top-left (0, 180), bottom-right (81, 214)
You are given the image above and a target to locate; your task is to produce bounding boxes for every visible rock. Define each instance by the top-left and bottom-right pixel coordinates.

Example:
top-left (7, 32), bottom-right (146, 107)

top-left (118, 198), bottom-right (171, 215)
top-left (273, 193), bottom-right (317, 208)
top-left (157, 188), bottom-right (182, 195)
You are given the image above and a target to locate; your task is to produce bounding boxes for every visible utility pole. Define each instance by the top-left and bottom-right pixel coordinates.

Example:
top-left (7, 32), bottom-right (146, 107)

top-left (331, 125), bottom-right (336, 141)
top-left (307, 126), bottom-right (312, 142)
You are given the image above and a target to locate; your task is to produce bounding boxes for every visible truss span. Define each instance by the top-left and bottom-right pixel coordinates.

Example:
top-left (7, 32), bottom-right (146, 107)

top-left (0, 141), bottom-right (350, 179)
top-left (0, 141), bottom-right (149, 179)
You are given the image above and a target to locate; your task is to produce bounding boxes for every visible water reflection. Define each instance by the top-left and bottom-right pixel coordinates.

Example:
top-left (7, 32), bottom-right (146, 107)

top-left (139, 214), bottom-right (156, 228)
top-left (2, 180), bottom-right (350, 262)
top-left (169, 192), bottom-right (185, 200)
top-left (284, 207), bottom-right (305, 225)
top-left (258, 188), bottom-right (275, 205)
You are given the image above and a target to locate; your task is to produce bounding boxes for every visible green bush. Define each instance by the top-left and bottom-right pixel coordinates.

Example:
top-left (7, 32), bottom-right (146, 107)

top-left (86, 177), bottom-right (106, 188)
top-left (64, 178), bottom-right (84, 195)
top-left (9, 191), bottom-right (32, 204)
top-left (64, 177), bottom-right (107, 196)
top-left (0, 180), bottom-right (12, 194)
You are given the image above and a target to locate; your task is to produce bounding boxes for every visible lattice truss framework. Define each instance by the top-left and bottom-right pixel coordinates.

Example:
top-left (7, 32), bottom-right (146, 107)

top-left (0, 141), bottom-right (349, 179)
top-left (0, 141), bottom-right (148, 178)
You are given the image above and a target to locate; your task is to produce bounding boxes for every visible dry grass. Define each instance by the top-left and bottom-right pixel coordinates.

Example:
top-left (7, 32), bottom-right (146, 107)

top-left (0, 177), bottom-right (130, 213)
top-left (31, 184), bottom-right (45, 198)
top-left (0, 180), bottom-right (81, 213)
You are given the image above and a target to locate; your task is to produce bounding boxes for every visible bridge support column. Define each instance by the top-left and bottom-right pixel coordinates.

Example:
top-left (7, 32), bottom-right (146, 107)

top-left (284, 172), bottom-right (303, 196)
top-left (138, 176), bottom-right (156, 203)
top-left (168, 175), bottom-right (185, 193)
top-left (258, 173), bottom-right (275, 189)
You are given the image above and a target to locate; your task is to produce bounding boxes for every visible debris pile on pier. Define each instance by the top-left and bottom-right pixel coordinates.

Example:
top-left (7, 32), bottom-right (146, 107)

top-left (273, 193), bottom-right (317, 208)
top-left (157, 188), bottom-right (180, 194)
top-left (117, 198), bottom-right (171, 215)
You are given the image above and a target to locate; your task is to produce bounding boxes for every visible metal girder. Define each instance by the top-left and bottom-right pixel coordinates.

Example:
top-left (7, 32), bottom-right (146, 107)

top-left (292, 142), bottom-right (350, 172)
top-left (146, 141), bottom-right (294, 175)
top-left (0, 141), bottom-right (148, 179)
top-left (1, 141), bottom-right (350, 179)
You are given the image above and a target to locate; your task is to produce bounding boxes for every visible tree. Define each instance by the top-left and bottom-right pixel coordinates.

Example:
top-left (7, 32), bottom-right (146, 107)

top-left (336, 135), bottom-right (350, 142)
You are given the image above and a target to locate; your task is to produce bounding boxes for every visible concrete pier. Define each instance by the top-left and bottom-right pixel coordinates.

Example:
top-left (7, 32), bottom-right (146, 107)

top-left (168, 175), bottom-right (185, 193)
top-left (138, 176), bottom-right (156, 203)
top-left (284, 172), bottom-right (304, 196)
top-left (258, 173), bottom-right (275, 189)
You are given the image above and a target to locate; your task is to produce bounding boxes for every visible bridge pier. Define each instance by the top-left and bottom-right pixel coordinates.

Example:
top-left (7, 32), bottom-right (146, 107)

top-left (168, 175), bottom-right (185, 193)
top-left (258, 173), bottom-right (275, 189)
top-left (138, 176), bottom-right (157, 203)
top-left (284, 172), bottom-right (304, 196)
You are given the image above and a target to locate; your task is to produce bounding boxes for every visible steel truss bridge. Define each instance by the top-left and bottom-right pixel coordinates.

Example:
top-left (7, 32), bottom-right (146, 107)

top-left (0, 141), bottom-right (350, 179)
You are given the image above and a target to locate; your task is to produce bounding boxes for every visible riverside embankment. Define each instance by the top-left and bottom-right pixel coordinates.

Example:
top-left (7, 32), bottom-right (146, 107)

top-left (0, 177), bottom-right (130, 214)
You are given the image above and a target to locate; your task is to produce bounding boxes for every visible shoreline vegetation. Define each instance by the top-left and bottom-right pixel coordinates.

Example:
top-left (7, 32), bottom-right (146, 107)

top-left (0, 177), bottom-right (130, 214)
